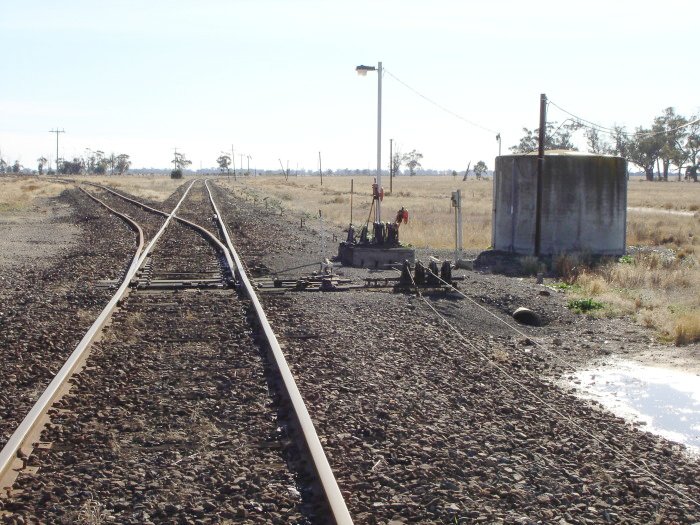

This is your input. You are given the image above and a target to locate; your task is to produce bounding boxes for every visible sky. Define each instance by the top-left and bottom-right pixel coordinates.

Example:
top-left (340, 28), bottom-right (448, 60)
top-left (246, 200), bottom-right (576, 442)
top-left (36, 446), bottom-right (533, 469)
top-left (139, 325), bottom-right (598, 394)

top-left (1, 0), bottom-right (698, 172)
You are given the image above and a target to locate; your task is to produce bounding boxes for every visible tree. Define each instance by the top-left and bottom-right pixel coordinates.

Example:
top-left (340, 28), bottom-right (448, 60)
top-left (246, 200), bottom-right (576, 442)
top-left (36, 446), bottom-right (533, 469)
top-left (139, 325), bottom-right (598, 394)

top-left (401, 149), bottom-right (423, 176)
top-left (37, 157), bottom-right (48, 175)
top-left (12, 161), bottom-right (21, 173)
top-left (473, 160), bottom-right (488, 180)
top-left (115, 154), bottom-right (131, 175)
top-left (59, 157), bottom-right (84, 175)
top-left (510, 121), bottom-right (581, 153)
top-left (391, 150), bottom-right (402, 177)
top-left (171, 151), bottom-right (191, 179)
top-left (172, 151), bottom-right (191, 171)
top-left (216, 154), bottom-right (231, 174)
top-left (87, 150), bottom-right (108, 175)
top-left (108, 153), bottom-right (116, 175)
top-left (627, 128), bottom-right (663, 181)
top-left (610, 126), bottom-right (631, 158)
top-left (654, 107), bottom-right (688, 181)
top-left (0, 158), bottom-right (6, 174)
top-left (584, 128), bottom-right (612, 154)
top-left (682, 116), bottom-right (700, 181)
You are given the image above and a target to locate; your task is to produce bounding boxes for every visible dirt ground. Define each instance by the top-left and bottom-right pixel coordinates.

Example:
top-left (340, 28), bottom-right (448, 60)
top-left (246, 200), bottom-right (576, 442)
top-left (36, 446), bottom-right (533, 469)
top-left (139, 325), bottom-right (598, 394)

top-left (0, 199), bottom-right (78, 271)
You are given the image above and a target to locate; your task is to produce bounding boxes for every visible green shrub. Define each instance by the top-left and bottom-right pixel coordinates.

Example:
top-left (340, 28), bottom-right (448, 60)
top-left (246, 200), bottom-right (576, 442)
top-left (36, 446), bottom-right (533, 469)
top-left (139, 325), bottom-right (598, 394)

top-left (567, 298), bottom-right (604, 313)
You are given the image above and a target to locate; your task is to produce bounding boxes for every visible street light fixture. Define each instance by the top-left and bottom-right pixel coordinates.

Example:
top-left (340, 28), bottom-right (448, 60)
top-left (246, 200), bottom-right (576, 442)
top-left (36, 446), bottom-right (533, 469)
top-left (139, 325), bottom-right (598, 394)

top-left (356, 61), bottom-right (383, 222)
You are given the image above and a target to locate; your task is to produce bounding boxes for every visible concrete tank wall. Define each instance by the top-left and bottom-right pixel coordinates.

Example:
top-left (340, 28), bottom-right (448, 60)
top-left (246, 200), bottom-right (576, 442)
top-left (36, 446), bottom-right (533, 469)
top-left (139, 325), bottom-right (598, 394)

top-left (492, 153), bottom-right (627, 256)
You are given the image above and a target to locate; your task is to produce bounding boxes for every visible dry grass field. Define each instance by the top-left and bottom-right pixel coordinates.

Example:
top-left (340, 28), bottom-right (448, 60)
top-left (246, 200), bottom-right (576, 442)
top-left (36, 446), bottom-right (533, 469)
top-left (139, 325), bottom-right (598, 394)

top-left (71, 175), bottom-right (184, 202)
top-left (627, 178), bottom-right (700, 212)
top-left (0, 176), bottom-right (67, 212)
top-left (218, 175), bottom-right (493, 249)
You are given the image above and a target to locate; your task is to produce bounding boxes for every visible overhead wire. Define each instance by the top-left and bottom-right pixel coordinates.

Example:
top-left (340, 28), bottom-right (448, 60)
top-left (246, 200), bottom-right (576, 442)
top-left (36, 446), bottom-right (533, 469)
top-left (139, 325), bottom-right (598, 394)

top-left (548, 99), bottom-right (700, 139)
top-left (407, 265), bottom-right (700, 510)
top-left (384, 68), bottom-right (500, 135)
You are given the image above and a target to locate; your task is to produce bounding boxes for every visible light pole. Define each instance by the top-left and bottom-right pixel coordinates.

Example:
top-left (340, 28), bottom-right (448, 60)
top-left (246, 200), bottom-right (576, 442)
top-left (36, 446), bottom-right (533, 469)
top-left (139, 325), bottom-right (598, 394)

top-left (356, 61), bottom-right (382, 222)
top-left (496, 133), bottom-right (502, 157)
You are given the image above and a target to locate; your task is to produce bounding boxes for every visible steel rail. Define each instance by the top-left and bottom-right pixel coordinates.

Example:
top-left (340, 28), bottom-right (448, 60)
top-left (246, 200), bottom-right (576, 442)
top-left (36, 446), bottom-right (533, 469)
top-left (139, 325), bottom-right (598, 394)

top-left (0, 181), bottom-right (196, 490)
top-left (204, 180), bottom-right (353, 525)
top-left (85, 182), bottom-right (170, 219)
top-left (92, 181), bottom-right (236, 272)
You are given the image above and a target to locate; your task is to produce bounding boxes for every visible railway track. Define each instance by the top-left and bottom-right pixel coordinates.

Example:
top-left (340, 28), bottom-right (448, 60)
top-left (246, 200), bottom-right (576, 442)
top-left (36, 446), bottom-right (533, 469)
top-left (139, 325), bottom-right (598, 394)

top-left (0, 180), bottom-right (351, 524)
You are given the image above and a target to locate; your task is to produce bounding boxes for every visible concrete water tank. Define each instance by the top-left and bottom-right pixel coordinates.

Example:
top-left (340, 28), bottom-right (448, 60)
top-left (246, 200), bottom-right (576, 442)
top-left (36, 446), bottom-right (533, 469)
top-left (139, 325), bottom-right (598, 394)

top-left (492, 151), bottom-right (627, 256)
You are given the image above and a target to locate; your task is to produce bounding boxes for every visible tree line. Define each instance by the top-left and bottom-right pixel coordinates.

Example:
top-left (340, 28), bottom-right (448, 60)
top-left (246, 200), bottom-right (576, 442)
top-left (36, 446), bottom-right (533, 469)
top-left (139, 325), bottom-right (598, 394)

top-left (0, 150), bottom-right (131, 176)
top-left (510, 107), bottom-right (699, 182)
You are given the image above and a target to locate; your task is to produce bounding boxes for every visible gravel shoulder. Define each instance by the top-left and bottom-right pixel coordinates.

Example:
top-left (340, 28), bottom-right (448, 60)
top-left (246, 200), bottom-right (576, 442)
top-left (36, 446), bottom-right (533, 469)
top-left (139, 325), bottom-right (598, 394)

top-left (0, 198), bottom-right (78, 271)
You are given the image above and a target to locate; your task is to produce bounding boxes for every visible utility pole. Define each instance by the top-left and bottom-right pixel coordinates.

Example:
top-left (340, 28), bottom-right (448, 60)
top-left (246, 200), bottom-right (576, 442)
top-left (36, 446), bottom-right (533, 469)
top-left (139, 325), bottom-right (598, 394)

top-left (496, 133), bottom-right (502, 156)
top-left (231, 145), bottom-right (236, 179)
top-left (451, 190), bottom-right (462, 264)
top-left (389, 138), bottom-right (393, 194)
top-left (49, 128), bottom-right (65, 173)
top-left (376, 61), bottom-right (383, 222)
top-left (535, 93), bottom-right (547, 257)
top-left (239, 153), bottom-right (244, 174)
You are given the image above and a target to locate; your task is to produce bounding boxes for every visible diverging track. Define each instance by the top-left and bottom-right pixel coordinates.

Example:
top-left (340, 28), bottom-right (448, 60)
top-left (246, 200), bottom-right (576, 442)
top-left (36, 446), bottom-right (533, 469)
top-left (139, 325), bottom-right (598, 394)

top-left (0, 180), bottom-right (350, 524)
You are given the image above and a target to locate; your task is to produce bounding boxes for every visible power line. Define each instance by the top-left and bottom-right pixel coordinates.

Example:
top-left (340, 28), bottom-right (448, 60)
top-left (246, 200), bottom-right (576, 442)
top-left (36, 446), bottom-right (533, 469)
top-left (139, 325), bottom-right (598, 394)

top-left (548, 99), bottom-right (700, 139)
top-left (384, 69), bottom-right (499, 135)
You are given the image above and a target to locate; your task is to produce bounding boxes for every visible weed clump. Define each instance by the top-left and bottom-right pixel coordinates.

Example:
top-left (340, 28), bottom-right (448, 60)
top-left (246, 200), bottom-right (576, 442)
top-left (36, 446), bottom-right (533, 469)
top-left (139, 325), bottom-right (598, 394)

top-left (567, 298), bottom-right (604, 313)
top-left (674, 314), bottom-right (700, 345)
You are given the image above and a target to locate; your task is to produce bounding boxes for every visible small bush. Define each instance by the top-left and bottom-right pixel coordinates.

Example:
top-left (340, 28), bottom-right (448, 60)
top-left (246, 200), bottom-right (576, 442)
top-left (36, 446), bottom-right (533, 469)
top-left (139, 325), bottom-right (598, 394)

top-left (554, 252), bottom-right (590, 284)
top-left (674, 314), bottom-right (700, 345)
top-left (170, 169), bottom-right (183, 179)
top-left (618, 254), bottom-right (634, 264)
top-left (567, 298), bottom-right (604, 313)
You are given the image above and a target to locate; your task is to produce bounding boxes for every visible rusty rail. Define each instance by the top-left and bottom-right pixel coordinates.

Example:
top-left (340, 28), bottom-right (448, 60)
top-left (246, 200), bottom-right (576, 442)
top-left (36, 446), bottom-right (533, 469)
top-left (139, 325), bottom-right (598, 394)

top-left (0, 182), bottom-right (195, 490)
top-left (205, 180), bottom-right (353, 524)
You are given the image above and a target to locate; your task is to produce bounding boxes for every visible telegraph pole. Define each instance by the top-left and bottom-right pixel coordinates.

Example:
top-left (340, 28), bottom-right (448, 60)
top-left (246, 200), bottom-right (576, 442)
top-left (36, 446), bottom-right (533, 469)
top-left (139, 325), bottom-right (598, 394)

top-left (231, 145), bottom-right (236, 179)
top-left (389, 138), bottom-right (393, 194)
top-left (535, 93), bottom-right (547, 257)
top-left (49, 128), bottom-right (65, 173)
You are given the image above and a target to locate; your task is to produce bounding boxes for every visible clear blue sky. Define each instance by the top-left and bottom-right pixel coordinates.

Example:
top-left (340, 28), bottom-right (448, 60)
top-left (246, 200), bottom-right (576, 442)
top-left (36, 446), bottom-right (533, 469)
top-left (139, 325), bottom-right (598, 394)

top-left (1, 0), bottom-right (698, 172)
